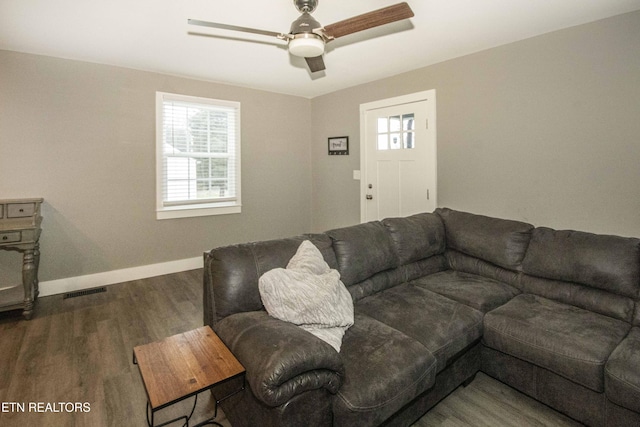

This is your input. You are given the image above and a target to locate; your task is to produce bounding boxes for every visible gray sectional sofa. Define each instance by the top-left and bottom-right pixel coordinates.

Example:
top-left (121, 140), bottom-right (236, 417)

top-left (203, 208), bottom-right (640, 426)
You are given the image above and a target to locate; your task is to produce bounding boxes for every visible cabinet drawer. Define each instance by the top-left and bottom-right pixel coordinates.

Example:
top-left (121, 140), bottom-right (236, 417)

top-left (0, 231), bottom-right (21, 244)
top-left (7, 203), bottom-right (36, 218)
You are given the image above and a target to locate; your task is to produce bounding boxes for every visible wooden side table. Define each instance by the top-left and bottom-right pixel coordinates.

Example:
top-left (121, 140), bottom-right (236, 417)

top-left (0, 198), bottom-right (43, 320)
top-left (133, 326), bottom-right (245, 427)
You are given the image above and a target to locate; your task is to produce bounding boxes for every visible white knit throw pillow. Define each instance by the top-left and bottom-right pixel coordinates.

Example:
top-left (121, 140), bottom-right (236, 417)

top-left (259, 240), bottom-right (354, 352)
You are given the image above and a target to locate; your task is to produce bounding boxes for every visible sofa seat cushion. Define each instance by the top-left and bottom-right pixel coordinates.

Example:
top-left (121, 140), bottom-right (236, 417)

top-left (411, 270), bottom-right (520, 312)
top-left (355, 283), bottom-right (484, 372)
top-left (606, 327), bottom-right (640, 413)
top-left (484, 294), bottom-right (630, 392)
top-left (333, 313), bottom-right (437, 427)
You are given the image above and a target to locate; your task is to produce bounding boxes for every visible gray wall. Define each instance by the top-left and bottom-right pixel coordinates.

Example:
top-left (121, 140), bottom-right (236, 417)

top-left (0, 50), bottom-right (312, 282)
top-left (311, 11), bottom-right (640, 237)
top-left (2, 10), bottom-right (639, 286)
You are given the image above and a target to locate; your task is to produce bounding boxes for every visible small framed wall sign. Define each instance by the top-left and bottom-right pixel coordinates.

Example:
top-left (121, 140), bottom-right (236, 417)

top-left (328, 136), bottom-right (349, 155)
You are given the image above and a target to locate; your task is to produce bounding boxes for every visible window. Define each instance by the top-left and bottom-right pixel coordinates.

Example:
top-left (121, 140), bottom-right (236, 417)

top-left (377, 113), bottom-right (415, 150)
top-left (156, 92), bottom-right (241, 219)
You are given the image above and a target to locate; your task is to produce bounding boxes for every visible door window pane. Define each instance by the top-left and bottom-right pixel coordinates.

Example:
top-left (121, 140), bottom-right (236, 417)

top-left (377, 117), bottom-right (388, 133)
top-left (378, 134), bottom-right (389, 150)
top-left (389, 115), bottom-right (401, 132)
top-left (403, 132), bottom-right (414, 149)
top-left (377, 113), bottom-right (416, 151)
top-left (390, 133), bottom-right (401, 150)
top-left (403, 114), bottom-right (415, 131)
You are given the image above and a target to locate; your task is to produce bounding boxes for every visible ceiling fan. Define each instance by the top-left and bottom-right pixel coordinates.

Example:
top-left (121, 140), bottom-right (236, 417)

top-left (188, 0), bottom-right (414, 73)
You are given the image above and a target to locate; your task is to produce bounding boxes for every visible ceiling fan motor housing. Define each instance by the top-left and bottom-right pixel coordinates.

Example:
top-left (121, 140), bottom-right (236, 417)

top-left (290, 12), bottom-right (322, 34)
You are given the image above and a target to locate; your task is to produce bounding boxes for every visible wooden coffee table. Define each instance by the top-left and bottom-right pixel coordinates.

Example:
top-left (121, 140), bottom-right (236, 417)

top-left (133, 326), bottom-right (245, 427)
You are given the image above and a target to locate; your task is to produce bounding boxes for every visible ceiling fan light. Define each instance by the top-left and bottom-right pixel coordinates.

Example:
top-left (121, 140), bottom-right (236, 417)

top-left (288, 33), bottom-right (324, 57)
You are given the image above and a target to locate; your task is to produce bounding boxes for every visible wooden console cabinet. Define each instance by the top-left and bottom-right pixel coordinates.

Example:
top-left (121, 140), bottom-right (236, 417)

top-left (0, 198), bottom-right (43, 320)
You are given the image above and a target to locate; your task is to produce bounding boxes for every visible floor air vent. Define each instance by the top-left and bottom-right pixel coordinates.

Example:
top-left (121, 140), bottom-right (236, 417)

top-left (63, 287), bottom-right (107, 299)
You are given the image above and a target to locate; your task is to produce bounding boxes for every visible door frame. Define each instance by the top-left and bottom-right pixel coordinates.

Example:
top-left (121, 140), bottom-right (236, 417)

top-left (359, 89), bottom-right (437, 223)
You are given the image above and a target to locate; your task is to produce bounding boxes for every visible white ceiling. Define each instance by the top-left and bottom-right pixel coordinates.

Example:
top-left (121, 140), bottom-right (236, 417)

top-left (2, 0), bottom-right (639, 98)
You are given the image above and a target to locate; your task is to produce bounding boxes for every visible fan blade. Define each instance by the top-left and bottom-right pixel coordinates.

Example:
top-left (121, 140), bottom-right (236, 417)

top-left (305, 55), bottom-right (326, 73)
top-left (188, 19), bottom-right (284, 39)
top-left (322, 2), bottom-right (414, 39)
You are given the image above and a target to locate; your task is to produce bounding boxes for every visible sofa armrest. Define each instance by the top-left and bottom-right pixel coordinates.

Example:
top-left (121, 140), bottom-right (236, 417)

top-left (214, 310), bottom-right (345, 407)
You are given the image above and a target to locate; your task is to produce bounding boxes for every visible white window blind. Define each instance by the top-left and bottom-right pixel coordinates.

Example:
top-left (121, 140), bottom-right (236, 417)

top-left (156, 92), bottom-right (241, 219)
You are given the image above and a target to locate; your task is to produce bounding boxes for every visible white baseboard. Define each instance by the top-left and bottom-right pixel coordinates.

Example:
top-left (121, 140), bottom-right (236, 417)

top-left (39, 256), bottom-right (203, 297)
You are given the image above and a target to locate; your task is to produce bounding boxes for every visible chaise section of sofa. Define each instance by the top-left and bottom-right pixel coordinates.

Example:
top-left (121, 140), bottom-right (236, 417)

top-left (204, 234), bottom-right (345, 427)
top-left (332, 313), bottom-right (437, 427)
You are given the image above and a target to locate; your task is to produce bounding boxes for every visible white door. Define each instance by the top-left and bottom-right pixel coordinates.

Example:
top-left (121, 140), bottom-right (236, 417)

top-left (360, 91), bottom-right (436, 222)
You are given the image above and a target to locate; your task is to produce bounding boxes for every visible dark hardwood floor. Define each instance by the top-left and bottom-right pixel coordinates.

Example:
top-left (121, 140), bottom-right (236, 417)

top-left (0, 270), bottom-right (582, 427)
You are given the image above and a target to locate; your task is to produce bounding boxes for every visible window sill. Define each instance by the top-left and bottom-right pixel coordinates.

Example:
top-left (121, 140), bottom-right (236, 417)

top-left (156, 202), bottom-right (241, 220)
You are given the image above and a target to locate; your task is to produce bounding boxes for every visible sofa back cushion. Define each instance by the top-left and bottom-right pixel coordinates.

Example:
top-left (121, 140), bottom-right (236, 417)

top-left (348, 256), bottom-right (449, 302)
top-left (522, 227), bottom-right (640, 300)
top-left (436, 208), bottom-right (534, 271)
top-left (326, 221), bottom-right (399, 287)
top-left (381, 213), bottom-right (446, 265)
top-left (204, 234), bottom-right (336, 323)
top-left (519, 274), bottom-right (636, 322)
top-left (446, 250), bottom-right (521, 289)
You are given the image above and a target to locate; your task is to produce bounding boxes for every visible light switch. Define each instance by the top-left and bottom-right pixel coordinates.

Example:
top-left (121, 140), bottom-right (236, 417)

top-left (353, 170), bottom-right (361, 180)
